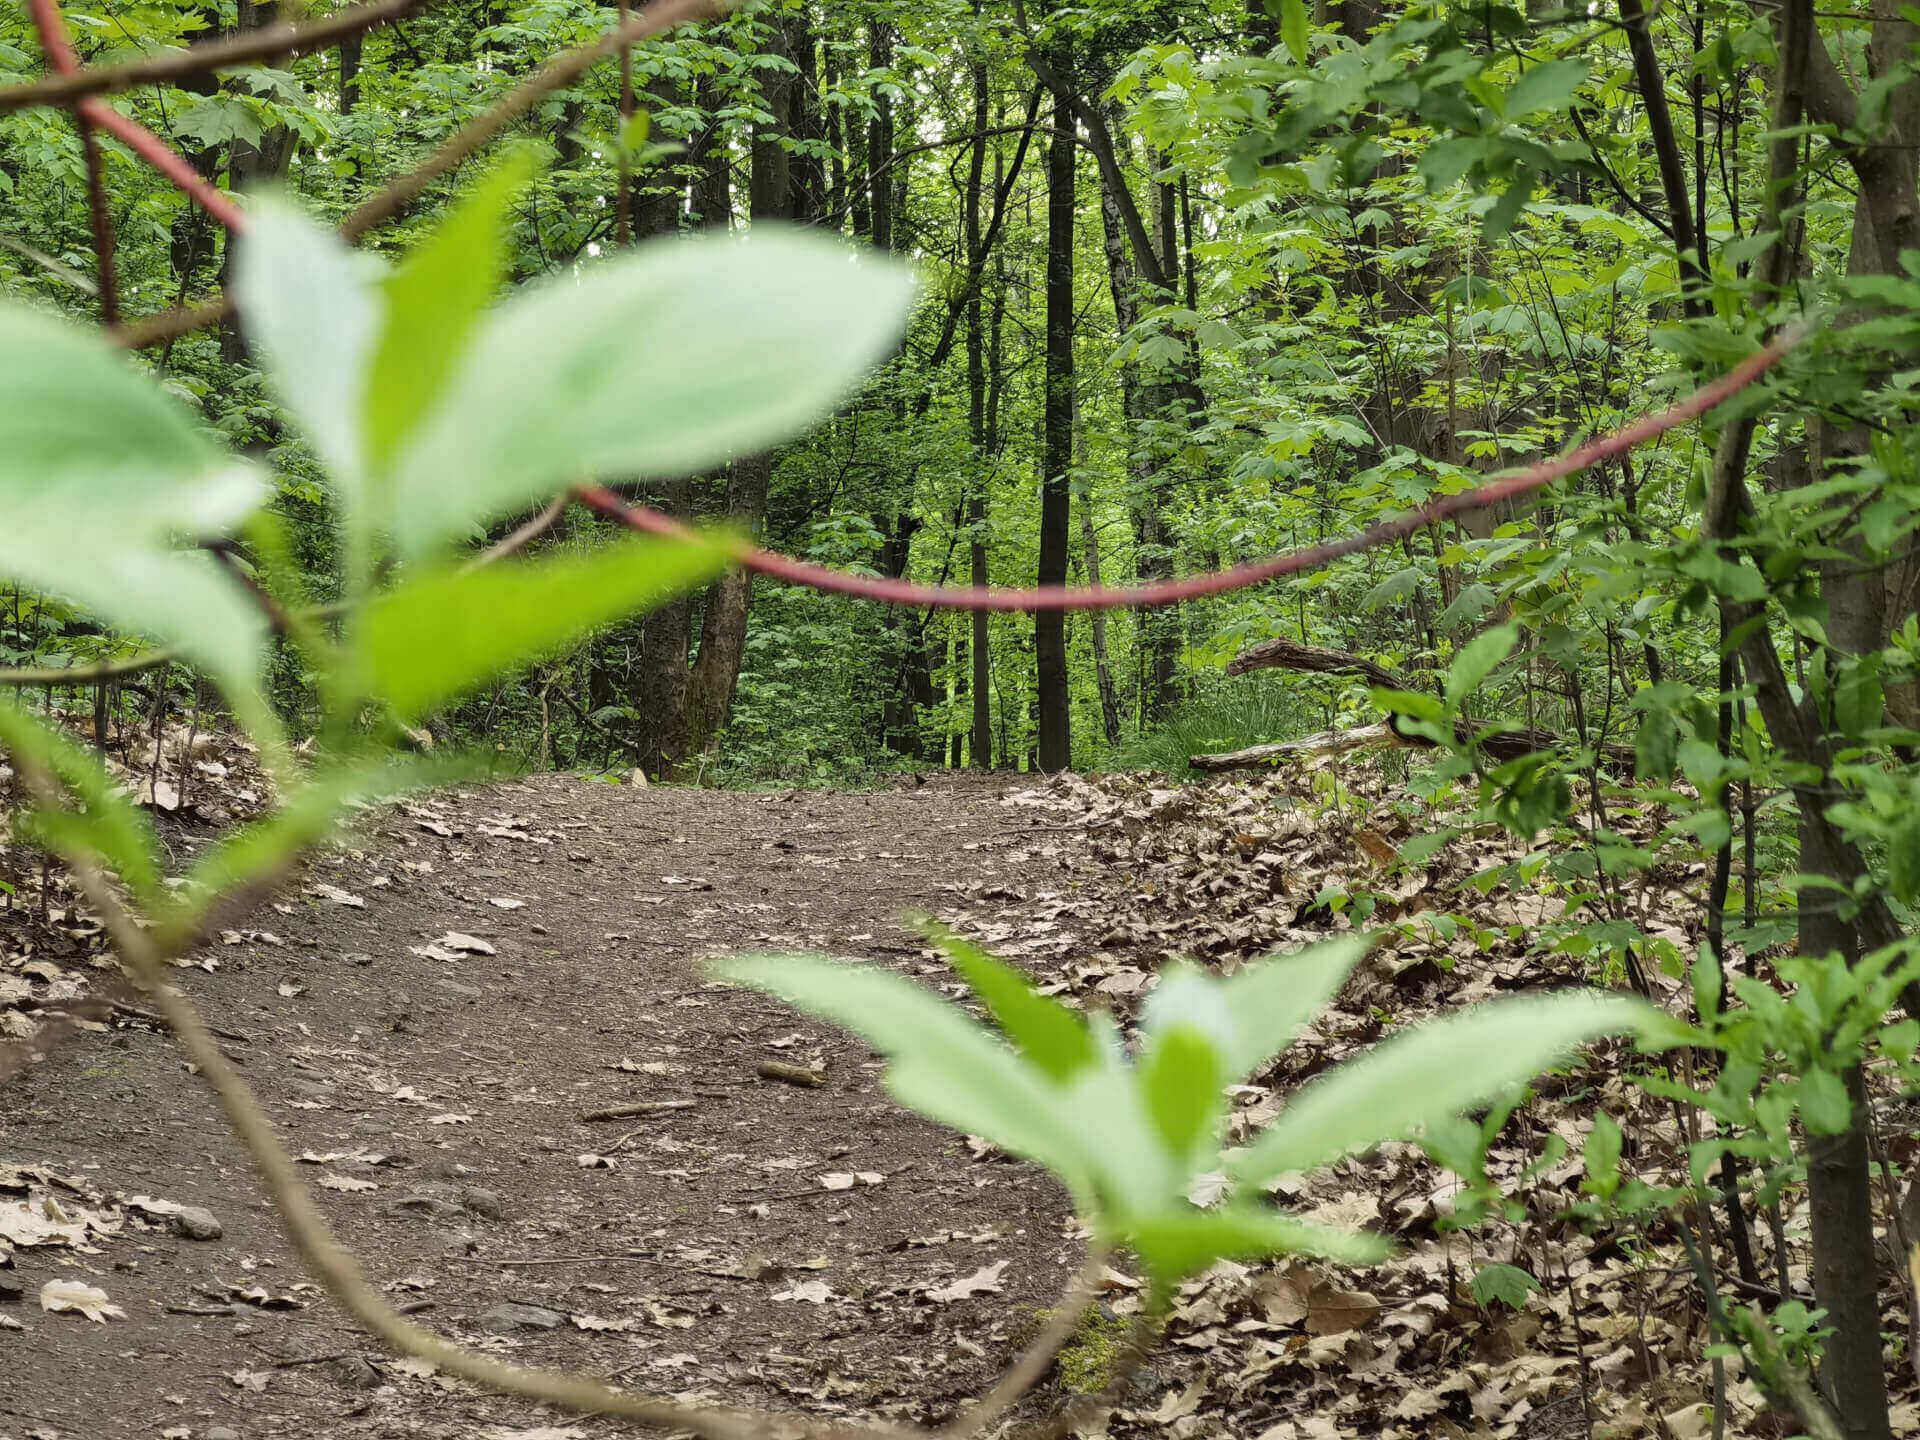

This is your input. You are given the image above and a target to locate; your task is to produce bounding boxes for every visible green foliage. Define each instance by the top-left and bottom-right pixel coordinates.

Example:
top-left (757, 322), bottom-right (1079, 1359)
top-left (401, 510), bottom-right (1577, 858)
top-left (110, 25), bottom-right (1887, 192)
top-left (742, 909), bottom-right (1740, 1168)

top-left (1470, 1262), bottom-right (1541, 1311)
top-left (717, 929), bottom-right (1657, 1291)
top-left (0, 307), bottom-right (265, 686)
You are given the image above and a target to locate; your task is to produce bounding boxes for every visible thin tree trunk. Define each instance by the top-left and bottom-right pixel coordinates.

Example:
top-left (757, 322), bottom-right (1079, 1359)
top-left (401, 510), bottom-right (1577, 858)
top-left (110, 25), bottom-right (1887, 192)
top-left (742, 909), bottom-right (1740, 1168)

top-left (1082, 483), bottom-right (1121, 745)
top-left (1035, 76), bottom-right (1075, 772)
top-left (681, 10), bottom-right (801, 757)
top-left (966, 60), bottom-right (994, 769)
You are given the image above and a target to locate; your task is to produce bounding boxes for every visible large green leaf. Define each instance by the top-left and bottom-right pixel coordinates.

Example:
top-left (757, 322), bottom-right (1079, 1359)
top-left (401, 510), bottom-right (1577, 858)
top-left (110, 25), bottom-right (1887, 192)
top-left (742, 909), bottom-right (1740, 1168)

top-left (0, 305), bottom-right (266, 681)
top-left (1232, 991), bottom-right (1655, 1184)
top-left (232, 198), bottom-right (381, 495)
top-left (714, 954), bottom-right (1089, 1191)
top-left (363, 153), bottom-right (536, 476)
top-left (1208, 935), bottom-right (1369, 1079)
top-left (930, 921), bottom-right (1096, 1082)
top-left (359, 533), bottom-right (728, 722)
top-left (389, 227), bottom-right (917, 557)
top-left (1125, 1206), bottom-right (1391, 1288)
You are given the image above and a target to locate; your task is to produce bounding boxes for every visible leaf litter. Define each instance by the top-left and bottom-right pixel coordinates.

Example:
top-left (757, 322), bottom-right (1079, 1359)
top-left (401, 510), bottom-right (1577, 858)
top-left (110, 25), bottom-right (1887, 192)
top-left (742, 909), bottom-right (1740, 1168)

top-left (0, 765), bottom-right (1885, 1439)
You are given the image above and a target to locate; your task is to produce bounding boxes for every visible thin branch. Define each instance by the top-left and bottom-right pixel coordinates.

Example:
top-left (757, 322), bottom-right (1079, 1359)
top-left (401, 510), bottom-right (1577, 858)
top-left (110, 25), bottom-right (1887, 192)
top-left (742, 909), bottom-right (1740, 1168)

top-left (0, 0), bottom-right (436, 113)
top-left (575, 327), bottom-right (1802, 613)
top-left (77, 109), bottom-right (119, 325)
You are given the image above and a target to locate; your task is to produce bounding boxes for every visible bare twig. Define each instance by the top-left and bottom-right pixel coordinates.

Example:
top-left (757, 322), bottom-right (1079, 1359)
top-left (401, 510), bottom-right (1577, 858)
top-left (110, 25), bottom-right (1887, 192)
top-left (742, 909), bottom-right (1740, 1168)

top-left (579, 1098), bottom-right (696, 1121)
top-left (0, 0), bottom-right (436, 112)
top-left (758, 1060), bottom-right (828, 1087)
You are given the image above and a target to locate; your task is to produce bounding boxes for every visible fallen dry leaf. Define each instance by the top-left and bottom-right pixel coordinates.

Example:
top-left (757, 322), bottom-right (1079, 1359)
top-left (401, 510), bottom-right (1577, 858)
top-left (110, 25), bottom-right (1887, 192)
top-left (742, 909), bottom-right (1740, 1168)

top-left (772, 1279), bottom-right (835, 1304)
top-left (927, 1260), bottom-right (1008, 1303)
top-left (39, 1279), bottom-right (125, 1322)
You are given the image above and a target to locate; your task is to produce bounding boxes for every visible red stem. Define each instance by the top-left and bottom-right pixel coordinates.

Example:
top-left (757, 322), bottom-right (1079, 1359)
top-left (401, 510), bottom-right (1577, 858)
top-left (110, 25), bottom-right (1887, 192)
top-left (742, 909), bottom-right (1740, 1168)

top-left (578, 328), bottom-right (1799, 612)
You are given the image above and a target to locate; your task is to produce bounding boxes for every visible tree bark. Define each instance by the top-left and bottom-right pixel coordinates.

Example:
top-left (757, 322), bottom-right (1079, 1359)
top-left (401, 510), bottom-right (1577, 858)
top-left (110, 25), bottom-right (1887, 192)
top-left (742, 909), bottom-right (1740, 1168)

top-left (966, 60), bottom-right (995, 769)
top-left (1035, 75), bottom-right (1075, 772)
top-left (681, 9), bottom-right (804, 759)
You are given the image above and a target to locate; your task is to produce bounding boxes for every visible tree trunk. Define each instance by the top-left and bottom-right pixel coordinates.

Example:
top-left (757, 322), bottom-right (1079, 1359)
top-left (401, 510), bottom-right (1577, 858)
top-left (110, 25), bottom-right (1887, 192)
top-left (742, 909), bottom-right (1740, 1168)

top-left (1082, 484), bottom-right (1121, 745)
top-left (1095, 108), bottom-right (1178, 721)
top-left (338, 31), bottom-right (362, 116)
top-left (681, 9), bottom-right (803, 758)
top-left (966, 61), bottom-right (994, 769)
top-left (867, 21), bottom-right (894, 255)
top-left (1035, 76), bottom-right (1075, 772)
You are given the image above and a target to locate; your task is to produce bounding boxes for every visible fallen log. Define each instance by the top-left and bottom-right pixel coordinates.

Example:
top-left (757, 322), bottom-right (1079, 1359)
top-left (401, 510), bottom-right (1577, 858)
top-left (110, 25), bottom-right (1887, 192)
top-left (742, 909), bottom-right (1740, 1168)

top-left (1190, 720), bottom-right (1624, 771)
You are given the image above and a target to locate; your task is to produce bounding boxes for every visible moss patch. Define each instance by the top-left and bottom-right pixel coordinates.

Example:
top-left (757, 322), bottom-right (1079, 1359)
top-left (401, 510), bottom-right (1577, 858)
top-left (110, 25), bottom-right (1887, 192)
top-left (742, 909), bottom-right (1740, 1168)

top-left (1055, 1307), bottom-right (1130, 1394)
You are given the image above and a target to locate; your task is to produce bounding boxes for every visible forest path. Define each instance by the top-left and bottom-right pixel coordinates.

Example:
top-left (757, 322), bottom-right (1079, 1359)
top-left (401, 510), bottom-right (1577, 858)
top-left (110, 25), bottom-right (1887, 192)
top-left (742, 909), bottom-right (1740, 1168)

top-left (3, 773), bottom-right (1084, 1440)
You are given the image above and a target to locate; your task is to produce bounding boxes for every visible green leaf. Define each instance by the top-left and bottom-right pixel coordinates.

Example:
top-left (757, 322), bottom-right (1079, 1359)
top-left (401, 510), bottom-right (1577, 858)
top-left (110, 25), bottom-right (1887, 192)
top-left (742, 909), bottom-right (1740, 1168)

top-left (390, 227), bottom-right (918, 558)
top-left (0, 701), bottom-right (163, 910)
top-left (1141, 1025), bottom-right (1225, 1158)
top-left (1446, 623), bottom-right (1519, 709)
top-left (0, 305), bottom-right (266, 682)
top-left (1797, 1069), bottom-right (1853, 1135)
top-left (360, 533), bottom-right (729, 722)
top-left (1280, 0), bottom-right (1309, 62)
top-left (620, 108), bottom-right (652, 153)
top-left (1212, 935), bottom-right (1369, 1078)
top-left (1503, 59), bottom-right (1587, 117)
top-left (1232, 991), bottom-right (1654, 1183)
top-left (713, 954), bottom-right (1090, 1193)
top-left (1125, 1206), bottom-right (1390, 1288)
top-left (1471, 1262), bottom-right (1541, 1310)
top-left (927, 921), bottom-right (1096, 1082)
top-left (363, 152), bottom-right (538, 477)
top-left (234, 198), bottom-right (383, 495)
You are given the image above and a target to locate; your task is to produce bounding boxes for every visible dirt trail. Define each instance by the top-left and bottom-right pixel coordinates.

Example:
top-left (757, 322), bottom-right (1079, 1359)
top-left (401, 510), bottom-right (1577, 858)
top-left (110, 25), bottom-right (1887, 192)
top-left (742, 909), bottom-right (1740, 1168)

top-left (2, 774), bottom-right (1082, 1440)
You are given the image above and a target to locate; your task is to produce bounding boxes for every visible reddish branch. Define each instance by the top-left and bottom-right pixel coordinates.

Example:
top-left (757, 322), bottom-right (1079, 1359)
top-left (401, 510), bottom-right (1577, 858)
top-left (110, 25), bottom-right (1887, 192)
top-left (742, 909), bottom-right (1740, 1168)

top-left (576, 326), bottom-right (1800, 612)
top-left (0, 0), bottom-right (435, 113)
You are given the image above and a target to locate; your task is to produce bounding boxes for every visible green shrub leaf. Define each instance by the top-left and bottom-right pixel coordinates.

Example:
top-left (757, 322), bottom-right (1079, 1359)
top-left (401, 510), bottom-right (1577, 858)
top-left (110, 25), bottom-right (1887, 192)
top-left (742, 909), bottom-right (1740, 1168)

top-left (360, 533), bottom-right (729, 722)
top-left (713, 954), bottom-right (1090, 1192)
top-left (390, 227), bottom-right (917, 557)
top-left (363, 153), bottom-right (536, 477)
top-left (0, 306), bottom-right (266, 682)
top-left (928, 922), bottom-right (1096, 1082)
top-left (1232, 990), bottom-right (1654, 1183)
top-left (0, 701), bottom-right (163, 910)
top-left (233, 197), bottom-right (382, 495)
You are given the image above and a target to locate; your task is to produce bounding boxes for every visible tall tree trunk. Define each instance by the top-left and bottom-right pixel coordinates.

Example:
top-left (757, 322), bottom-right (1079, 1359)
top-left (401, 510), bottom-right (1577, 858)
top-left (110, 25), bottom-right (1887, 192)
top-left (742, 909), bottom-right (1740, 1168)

top-left (219, 0), bottom-right (295, 364)
top-left (867, 21), bottom-right (895, 254)
top-left (1081, 470), bottom-right (1121, 745)
top-left (1096, 109), bottom-right (1178, 721)
top-left (1035, 76), bottom-right (1075, 772)
top-left (966, 61), bottom-right (994, 769)
top-left (338, 31), bottom-right (362, 116)
top-left (681, 10), bottom-right (802, 759)
top-left (690, 75), bottom-right (732, 229)
top-left (788, 7), bottom-right (826, 224)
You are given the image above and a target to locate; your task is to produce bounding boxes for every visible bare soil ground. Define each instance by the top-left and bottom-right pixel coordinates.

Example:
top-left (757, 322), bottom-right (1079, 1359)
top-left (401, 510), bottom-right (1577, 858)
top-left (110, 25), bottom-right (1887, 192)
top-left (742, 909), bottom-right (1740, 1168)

top-left (2, 774), bottom-right (1085, 1440)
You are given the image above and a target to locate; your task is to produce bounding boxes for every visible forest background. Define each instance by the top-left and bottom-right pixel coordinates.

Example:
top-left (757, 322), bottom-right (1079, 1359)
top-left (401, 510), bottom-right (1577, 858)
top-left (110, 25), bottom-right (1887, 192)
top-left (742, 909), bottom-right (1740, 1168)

top-left (1, 0), bottom-right (1802, 786)
top-left (9, 0), bottom-right (1920, 1435)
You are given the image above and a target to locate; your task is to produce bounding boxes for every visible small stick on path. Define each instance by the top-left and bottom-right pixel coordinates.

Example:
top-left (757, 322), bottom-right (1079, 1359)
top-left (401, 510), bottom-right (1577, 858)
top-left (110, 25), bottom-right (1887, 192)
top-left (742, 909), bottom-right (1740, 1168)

top-left (579, 1098), bottom-right (697, 1122)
